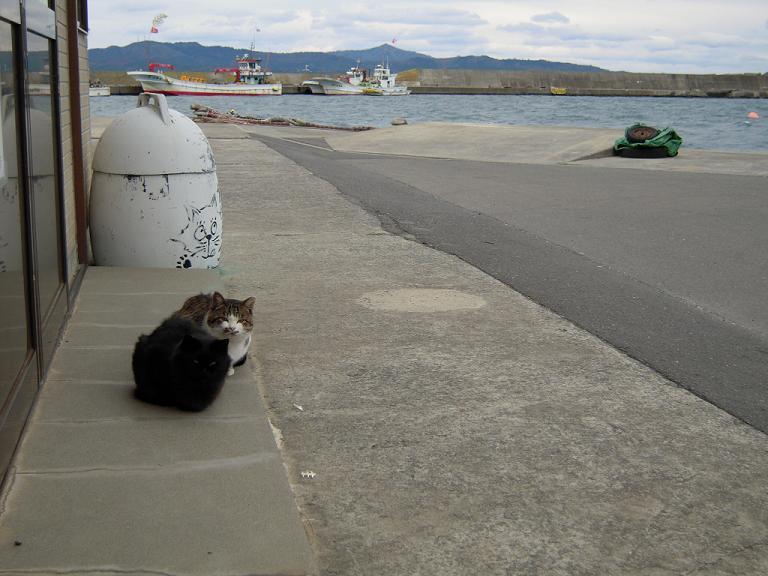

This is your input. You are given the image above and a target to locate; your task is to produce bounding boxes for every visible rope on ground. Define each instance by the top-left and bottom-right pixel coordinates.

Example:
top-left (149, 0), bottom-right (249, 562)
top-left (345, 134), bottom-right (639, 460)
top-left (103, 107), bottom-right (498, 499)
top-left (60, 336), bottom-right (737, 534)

top-left (190, 103), bottom-right (374, 131)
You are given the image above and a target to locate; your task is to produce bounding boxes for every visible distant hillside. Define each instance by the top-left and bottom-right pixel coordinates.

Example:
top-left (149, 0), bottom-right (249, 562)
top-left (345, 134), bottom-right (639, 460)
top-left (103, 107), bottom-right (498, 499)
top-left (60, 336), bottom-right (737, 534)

top-left (89, 41), bottom-right (606, 74)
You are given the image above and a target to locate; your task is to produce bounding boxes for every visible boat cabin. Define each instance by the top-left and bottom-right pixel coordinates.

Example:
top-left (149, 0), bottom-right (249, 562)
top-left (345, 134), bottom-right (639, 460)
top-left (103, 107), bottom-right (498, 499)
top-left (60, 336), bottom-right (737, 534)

top-left (235, 54), bottom-right (273, 85)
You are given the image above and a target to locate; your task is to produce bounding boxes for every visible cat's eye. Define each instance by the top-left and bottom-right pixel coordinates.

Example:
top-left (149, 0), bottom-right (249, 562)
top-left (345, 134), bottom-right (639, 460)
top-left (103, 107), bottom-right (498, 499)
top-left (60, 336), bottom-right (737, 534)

top-left (208, 361), bottom-right (217, 367)
top-left (194, 224), bottom-right (206, 241)
top-left (210, 221), bottom-right (217, 234)
top-left (192, 359), bottom-right (199, 364)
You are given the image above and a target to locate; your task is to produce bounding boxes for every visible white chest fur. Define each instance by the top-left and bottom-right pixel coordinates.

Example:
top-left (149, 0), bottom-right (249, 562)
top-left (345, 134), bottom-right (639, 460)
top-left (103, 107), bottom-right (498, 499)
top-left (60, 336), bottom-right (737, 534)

top-left (227, 331), bottom-right (251, 363)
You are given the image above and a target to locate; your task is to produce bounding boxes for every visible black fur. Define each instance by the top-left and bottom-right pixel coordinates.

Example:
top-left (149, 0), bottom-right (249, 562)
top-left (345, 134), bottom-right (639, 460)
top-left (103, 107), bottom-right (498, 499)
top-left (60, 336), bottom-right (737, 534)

top-left (132, 317), bottom-right (231, 411)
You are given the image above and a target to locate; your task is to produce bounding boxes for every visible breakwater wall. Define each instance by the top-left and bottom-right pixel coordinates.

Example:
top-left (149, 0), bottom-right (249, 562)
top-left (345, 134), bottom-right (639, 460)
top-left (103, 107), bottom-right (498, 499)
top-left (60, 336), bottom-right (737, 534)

top-left (276, 69), bottom-right (768, 98)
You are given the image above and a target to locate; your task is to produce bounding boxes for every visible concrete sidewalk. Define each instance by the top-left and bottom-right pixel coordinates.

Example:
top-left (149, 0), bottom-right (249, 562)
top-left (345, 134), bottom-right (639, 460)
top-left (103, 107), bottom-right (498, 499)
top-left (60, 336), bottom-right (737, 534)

top-left (0, 267), bottom-right (315, 575)
top-left (207, 124), bottom-right (768, 574)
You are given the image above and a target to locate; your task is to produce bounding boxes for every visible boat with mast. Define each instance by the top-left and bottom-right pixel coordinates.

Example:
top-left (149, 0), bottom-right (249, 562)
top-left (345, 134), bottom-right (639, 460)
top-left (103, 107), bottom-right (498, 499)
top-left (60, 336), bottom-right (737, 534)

top-left (301, 58), bottom-right (410, 96)
top-left (361, 61), bottom-right (411, 96)
top-left (300, 62), bottom-right (367, 95)
top-left (128, 45), bottom-right (282, 96)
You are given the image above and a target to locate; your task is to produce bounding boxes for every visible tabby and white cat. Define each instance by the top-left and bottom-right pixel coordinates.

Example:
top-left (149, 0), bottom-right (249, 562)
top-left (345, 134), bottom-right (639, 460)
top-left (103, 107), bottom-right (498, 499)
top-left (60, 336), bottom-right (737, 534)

top-left (175, 292), bottom-right (255, 375)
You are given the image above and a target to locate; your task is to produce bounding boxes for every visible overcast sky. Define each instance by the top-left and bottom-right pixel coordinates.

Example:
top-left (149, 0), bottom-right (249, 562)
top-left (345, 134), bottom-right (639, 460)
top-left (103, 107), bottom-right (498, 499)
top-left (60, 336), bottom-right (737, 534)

top-left (88, 1), bottom-right (768, 73)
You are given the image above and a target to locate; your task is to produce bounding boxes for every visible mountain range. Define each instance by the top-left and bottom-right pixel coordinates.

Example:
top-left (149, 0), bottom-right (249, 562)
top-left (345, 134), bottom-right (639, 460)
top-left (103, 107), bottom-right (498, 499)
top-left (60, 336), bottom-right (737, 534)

top-left (89, 41), bottom-right (606, 74)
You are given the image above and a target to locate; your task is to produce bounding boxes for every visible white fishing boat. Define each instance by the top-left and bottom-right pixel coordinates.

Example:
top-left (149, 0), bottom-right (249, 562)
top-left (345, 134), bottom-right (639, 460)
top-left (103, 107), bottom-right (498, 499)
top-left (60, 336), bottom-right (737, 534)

top-left (302, 60), bottom-right (410, 96)
top-left (128, 50), bottom-right (281, 96)
top-left (89, 83), bottom-right (110, 97)
top-left (301, 63), bottom-right (366, 95)
top-left (361, 62), bottom-right (410, 96)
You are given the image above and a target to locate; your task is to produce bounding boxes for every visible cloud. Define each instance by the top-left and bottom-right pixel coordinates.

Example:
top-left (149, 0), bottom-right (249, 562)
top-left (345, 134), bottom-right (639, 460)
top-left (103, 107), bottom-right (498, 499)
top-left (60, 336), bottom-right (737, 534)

top-left (300, 5), bottom-right (489, 56)
top-left (498, 22), bottom-right (546, 35)
top-left (335, 7), bottom-right (486, 27)
top-left (492, 3), bottom-right (768, 72)
top-left (531, 12), bottom-right (570, 25)
top-left (87, 0), bottom-right (768, 73)
top-left (499, 22), bottom-right (635, 45)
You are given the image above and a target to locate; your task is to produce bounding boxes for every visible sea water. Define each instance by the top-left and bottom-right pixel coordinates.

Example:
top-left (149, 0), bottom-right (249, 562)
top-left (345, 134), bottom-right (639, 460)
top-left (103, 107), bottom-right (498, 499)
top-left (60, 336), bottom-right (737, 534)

top-left (90, 94), bottom-right (768, 152)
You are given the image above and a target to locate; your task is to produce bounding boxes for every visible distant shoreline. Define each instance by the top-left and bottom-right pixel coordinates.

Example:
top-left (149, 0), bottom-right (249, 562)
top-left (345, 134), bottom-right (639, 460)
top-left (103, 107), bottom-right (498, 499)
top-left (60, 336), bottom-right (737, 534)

top-left (104, 84), bottom-right (766, 98)
top-left (95, 68), bottom-right (767, 99)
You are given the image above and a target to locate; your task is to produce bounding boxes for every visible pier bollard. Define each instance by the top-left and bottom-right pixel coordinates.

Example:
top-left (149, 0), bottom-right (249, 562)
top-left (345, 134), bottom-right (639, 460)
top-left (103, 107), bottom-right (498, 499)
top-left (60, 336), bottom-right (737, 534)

top-left (89, 93), bottom-right (222, 269)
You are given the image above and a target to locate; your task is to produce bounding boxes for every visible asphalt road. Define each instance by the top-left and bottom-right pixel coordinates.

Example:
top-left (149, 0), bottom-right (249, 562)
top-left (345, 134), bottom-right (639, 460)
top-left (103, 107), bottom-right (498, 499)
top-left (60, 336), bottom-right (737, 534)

top-left (256, 133), bottom-right (768, 433)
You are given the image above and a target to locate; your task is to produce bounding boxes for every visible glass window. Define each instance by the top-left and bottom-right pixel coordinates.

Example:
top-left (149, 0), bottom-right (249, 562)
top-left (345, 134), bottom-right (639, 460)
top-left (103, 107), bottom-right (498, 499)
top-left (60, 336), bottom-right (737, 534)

top-left (77, 0), bottom-right (88, 31)
top-left (26, 31), bottom-right (61, 318)
top-left (0, 20), bottom-right (30, 408)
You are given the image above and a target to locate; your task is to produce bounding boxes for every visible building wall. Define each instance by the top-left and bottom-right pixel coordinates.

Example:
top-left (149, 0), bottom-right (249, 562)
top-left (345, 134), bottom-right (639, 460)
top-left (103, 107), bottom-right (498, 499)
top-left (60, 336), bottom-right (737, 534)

top-left (0, 0), bottom-right (91, 488)
top-left (55, 2), bottom-right (89, 287)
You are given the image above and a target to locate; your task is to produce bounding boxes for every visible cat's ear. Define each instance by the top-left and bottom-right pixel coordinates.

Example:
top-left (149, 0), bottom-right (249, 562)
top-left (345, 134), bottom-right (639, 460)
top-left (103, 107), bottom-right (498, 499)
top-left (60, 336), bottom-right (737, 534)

top-left (183, 204), bottom-right (196, 225)
top-left (208, 194), bottom-right (218, 208)
top-left (213, 338), bottom-right (229, 353)
top-left (180, 333), bottom-right (201, 351)
top-left (211, 291), bottom-right (225, 306)
top-left (243, 297), bottom-right (256, 311)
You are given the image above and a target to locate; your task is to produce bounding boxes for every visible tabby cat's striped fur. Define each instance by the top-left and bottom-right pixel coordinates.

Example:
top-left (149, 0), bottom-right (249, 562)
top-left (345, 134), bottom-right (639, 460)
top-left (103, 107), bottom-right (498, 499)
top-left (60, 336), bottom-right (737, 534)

top-left (175, 292), bottom-right (255, 375)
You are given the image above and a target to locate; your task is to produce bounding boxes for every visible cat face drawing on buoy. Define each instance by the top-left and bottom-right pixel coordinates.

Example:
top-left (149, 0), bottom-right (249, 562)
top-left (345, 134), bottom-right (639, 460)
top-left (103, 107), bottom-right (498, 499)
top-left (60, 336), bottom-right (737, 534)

top-left (170, 194), bottom-right (222, 269)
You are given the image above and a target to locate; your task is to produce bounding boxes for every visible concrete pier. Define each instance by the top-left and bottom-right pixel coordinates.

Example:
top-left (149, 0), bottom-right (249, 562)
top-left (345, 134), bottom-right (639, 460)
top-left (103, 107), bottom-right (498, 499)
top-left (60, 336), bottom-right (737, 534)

top-left (1, 119), bottom-right (767, 574)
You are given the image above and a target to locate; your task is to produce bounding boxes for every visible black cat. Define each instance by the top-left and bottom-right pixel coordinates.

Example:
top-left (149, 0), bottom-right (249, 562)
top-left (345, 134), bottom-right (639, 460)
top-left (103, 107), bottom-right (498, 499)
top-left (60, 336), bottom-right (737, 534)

top-left (132, 317), bottom-right (231, 411)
